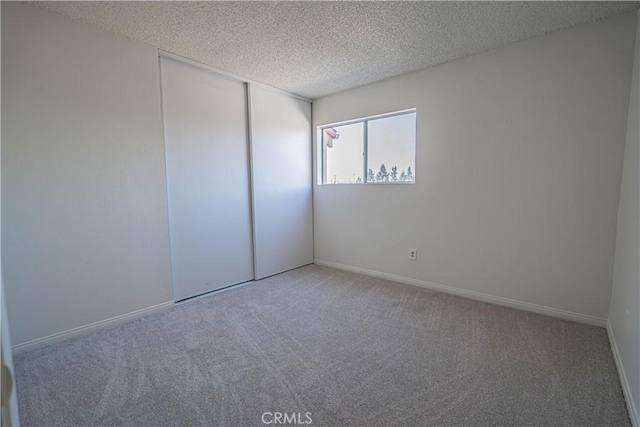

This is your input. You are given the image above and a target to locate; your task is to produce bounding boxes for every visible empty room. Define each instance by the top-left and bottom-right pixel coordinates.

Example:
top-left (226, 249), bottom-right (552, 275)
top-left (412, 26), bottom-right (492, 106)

top-left (1, 1), bottom-right (639, 426)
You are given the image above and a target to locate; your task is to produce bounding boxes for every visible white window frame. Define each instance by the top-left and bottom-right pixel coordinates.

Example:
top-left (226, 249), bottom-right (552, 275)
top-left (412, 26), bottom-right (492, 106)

top-left (319, 108), bottom-right (417, 185)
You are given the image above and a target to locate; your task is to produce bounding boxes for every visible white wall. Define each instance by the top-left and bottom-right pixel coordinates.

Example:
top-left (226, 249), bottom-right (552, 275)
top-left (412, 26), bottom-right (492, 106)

top-left (313, 13), bottom-right (636, 321)
top-left (609, 9), bottom-right (640, 426)
top-left (0, 3), bottom-right (21, 423)
top-left (2, 3), bottom-right (173, 346)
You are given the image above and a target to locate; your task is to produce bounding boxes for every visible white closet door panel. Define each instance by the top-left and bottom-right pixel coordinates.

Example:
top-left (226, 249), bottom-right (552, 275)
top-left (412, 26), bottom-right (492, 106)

top-left (250, 86), bottom-right (313, 279)
top-left (161, 57), bottom-right (254, 300)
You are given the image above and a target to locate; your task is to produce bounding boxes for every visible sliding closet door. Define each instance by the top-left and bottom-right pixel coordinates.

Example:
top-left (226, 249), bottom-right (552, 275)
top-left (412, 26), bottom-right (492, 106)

top-left (250, 86), bottom-right (313, 279)
top-left (161, 57), bottom-right (254, 301)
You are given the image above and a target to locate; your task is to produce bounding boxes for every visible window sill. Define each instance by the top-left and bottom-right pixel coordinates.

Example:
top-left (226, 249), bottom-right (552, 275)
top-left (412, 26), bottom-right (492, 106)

top-left (319, 181), bottom-right (416, 186)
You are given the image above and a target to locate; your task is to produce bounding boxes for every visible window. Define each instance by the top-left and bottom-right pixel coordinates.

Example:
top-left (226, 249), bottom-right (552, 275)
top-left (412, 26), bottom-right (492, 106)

top-left (321, 110), bottom-right (416, 184)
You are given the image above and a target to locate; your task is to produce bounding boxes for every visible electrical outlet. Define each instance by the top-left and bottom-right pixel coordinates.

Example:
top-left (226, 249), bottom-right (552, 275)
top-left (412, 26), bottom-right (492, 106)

top-left (409, 249), bottom-right (417, 261)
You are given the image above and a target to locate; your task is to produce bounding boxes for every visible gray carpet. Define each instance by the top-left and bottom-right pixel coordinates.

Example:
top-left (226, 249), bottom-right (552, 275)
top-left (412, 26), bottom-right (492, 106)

top-left (15, 265), bottom-right (630, 426)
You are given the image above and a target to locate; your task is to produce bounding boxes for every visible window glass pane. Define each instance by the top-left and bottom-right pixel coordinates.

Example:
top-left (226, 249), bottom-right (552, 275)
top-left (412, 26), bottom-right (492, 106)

top-left (367, 113), bottom-right (416, 183)
top-left (324, 122), bottom-right (364, 184)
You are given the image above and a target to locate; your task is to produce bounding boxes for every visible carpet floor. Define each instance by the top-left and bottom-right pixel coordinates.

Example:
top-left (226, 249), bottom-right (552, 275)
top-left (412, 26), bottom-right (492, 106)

top-left (15, 265), bottom-right (630, 426)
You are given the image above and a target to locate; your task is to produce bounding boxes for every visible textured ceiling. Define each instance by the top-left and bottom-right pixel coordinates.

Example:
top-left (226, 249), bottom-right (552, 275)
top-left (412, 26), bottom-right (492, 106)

top-left (31, 1), bottom-right (639, 99)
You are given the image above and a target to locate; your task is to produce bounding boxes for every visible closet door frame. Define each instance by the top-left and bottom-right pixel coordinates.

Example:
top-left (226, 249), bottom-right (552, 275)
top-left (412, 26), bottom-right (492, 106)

top-left (158, 50), bottom-right (313, 301)
top-left (248, 85), bottom-right (314, 279)
top-left (160, 54), bottom-right (254, 301)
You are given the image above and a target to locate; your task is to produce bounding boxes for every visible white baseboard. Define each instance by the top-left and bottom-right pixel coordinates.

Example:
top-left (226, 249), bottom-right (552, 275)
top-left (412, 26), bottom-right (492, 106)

top-left (12, 301), bottom-right (174, 355)
top-left (607, 323), bottom-right (639, 427)
top-left (314, 259), bottom-right (607, 327)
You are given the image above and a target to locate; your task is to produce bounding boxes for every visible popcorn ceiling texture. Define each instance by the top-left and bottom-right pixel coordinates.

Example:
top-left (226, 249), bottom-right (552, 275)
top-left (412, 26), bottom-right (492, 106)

top-left (31, 1), bottom-right (639, 99)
